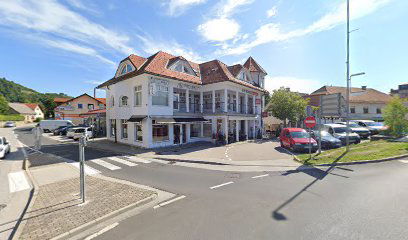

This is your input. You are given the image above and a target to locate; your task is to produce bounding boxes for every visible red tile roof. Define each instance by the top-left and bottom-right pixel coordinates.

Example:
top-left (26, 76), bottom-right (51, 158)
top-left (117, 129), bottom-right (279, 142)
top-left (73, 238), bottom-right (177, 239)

top-left (80, 109), bottom-right (106, 116)
top-left (309, 86), bottom-right (392, 104)
top-left (24, 103), bottom-right (39, 110)
top-left (96, 98), bottom-right (106, 105)
top-left (244, 56), bottom-right (267, 74)
top-left (54, 98), bottom-right (72, 103)
top-left (98, 51), bottom-right (268, 93)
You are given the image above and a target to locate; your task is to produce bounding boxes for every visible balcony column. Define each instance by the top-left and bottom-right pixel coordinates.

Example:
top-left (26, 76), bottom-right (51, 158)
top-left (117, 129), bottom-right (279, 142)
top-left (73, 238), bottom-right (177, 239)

top-left (236, 90), bottom-right (239, 113)
top-left (224, 117), bottom-right (229, 144)
top-left (200, 91), bottom-right (203, 113)
top-left (186, 89), bottom-right (190, 113)
top-left (245, 120), bottom-right (249, 140)
top-left (224, 89), bottom-right (228, 113)
top-left (212, 90), bottom-right (215, 113)
top-left (235, 120), bottom-right (239, 142)
top-left (253, 119), bottom-right (256, 139)
top-left (245, 94), bottom-right (248, 114)
top-left (253, 95), bottom-right (256, 114)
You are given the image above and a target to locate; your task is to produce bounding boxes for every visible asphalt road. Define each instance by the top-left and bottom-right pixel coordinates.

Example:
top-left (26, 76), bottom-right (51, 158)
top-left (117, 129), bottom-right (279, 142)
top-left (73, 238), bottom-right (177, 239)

top-left (14, 126), bottom-right (408, 240)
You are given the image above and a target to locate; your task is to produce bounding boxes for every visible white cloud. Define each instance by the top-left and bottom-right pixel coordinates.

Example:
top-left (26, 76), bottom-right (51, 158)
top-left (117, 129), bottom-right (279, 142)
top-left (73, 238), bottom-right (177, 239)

top-left (266, 6), bottom-right (277, 18)
top-left (164, 0), bottom-right (207, 17)
top-left (85, 80), bottom-right (104, 85)
top-left (0, 0), bottom-right (135, 63)
top-left (219, 0), bottom-right (391, 55)
top-left (197, 0), bottom-right (254, 42)
top-left (198, 18), bottom-right (240, 42)
top-left (138, 35), bottom-right (205, 63)
top-left (265, 76), bottom-right (321, 94)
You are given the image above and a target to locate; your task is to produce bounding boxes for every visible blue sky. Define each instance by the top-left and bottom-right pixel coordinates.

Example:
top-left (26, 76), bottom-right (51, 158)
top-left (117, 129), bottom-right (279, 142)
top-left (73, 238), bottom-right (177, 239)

top-left (0, 0), bottom-right (406, 98)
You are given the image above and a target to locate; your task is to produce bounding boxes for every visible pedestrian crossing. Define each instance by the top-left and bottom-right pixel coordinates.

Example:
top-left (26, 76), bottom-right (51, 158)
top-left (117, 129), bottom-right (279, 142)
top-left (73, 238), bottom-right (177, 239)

top-left (90, 159), bottom-right (121, 170)
top-left (45, 134), bottom-right (76, 143)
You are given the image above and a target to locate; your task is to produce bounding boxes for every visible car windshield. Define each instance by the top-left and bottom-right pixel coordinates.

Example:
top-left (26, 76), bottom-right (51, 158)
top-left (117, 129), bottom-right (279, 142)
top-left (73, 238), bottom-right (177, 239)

top-left (290, 131), bottom-right (310, 138)
top-left (76, 129), bottom-right (85, 133)
top-left (365, 122), bottom-right (383, 127)
top-left (0, 138), bottom-right (3, 145)
top-left (348, 123), bottom-right (360, 128)
top-left (334, 127), bottom-right (351, 133)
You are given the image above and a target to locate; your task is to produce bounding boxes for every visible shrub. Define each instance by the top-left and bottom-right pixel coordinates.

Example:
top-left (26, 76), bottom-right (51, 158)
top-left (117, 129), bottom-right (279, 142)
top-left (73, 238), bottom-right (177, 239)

top-left (383, 97), bottom-right (408, 137)
top-left (34, 117), bottom-right (43, 122)
top-left (0, 114), bottom-right (25, 121)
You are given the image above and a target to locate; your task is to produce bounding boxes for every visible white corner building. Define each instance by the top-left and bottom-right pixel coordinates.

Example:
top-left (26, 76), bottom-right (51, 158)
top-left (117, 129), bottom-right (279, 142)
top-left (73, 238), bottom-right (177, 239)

top-left (97, 51), bottom-right (268, 148)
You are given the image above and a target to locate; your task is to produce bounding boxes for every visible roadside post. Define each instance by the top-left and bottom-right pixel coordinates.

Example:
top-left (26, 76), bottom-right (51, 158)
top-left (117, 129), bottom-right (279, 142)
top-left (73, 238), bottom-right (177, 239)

top-left (79, 134), bottom-right (87, 203)
top-left (304, 116), bottom-right (317, 160)
top-left (32, 126), bottom-right (43, 151)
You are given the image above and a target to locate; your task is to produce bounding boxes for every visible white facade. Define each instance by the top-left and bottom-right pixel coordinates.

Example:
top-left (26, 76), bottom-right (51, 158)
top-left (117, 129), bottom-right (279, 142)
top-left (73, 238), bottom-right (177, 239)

top-left (33, 106), bottom-right (44, 119)
top-left (349, 103), bottom-right (386, 120)
top-left (105, 74), bottom-right (264, 148)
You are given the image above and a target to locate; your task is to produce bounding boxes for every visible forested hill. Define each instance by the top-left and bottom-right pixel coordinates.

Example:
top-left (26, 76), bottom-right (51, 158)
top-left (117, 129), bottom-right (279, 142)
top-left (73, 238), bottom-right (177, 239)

top-left (0, 77), bottom-right (70, 103)
top-left (0, 77), bottom-right (71, 117)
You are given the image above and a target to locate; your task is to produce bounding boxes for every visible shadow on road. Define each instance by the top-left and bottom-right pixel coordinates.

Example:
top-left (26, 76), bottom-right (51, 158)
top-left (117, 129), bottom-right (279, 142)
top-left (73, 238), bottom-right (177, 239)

top-left (272, 151), bottom-right (348, 221)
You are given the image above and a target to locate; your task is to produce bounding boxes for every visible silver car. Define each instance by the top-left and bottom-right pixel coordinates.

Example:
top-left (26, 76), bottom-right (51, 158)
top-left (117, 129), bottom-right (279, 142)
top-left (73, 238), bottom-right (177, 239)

top-left (0, 137), bottom-right (11, 159)
top-left (3, 121), bottom-right (16, 128)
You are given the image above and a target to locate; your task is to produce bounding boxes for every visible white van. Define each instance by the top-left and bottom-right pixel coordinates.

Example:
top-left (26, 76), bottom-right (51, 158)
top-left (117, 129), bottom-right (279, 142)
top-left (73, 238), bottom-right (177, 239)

top-left (39, 120), bottom-right (74, 133)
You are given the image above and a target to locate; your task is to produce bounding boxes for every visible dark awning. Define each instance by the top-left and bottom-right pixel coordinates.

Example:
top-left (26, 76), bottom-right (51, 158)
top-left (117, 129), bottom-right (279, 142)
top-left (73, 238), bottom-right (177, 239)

top-left (155, 117), bottom-right (208, 124)
top-left (128, 115), bottom-right (147, 123)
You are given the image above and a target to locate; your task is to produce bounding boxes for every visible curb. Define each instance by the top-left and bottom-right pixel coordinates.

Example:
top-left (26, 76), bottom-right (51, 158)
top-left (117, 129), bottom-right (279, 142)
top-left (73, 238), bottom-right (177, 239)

top-left (293, 153), bottom-right (408, 167)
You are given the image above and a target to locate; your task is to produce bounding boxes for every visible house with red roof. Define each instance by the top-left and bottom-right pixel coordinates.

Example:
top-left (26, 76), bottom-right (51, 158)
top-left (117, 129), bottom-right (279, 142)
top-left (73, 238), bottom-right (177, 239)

top-left (97, 51), bottom-right (269, 148)
top-left (24, 103), bottom-right (44, 119)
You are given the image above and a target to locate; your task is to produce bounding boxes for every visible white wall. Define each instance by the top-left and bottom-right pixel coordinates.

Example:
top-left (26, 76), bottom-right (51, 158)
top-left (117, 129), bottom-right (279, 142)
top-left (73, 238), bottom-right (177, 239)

top-left (350, 103), bottom-right (386, 120)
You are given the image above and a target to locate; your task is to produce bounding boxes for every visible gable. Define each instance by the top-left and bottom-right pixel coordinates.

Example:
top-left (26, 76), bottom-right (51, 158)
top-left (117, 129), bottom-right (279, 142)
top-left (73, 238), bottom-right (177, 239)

top-left (115, 60), bottom-right (135, 77)
top-left (168, 58), bottom-right (197, 76)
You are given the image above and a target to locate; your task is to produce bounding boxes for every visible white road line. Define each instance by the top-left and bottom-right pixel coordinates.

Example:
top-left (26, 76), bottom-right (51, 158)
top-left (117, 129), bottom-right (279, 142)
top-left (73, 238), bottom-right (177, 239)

top-left (68, 162), bottom-right (100, 175)
top-left (210, 181), bottom-right (234, 190)
top-left (8, 171), bottom-right (30, 193)
top-left (107, 157), bottom-right (137, 167)
top-left (126, 156), bottom-right (152, 164)
top-left (84, 222), bottom-right (119, 240)
top-left (90, 159), bottom-right (121, 170)
top-left (153, 195), bottom-right (186, 209)
top-left (251, 174), bottom-right (269, 179)
top-left (399, 160), bottom-right (408, 163)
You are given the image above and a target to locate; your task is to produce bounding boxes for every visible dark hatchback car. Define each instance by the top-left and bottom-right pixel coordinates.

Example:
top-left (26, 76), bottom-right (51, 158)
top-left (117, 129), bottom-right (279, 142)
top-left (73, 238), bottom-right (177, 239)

top-left (311, 130), bottom-right (342, 149)
top-left (56, 126), bottom-right (76, 136)
top-left (53, 126), bottom-right (67, 135)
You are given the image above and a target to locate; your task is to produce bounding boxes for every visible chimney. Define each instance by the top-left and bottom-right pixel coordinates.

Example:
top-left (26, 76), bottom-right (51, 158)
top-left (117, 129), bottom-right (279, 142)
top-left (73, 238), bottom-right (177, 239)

top-left (361, 86), bottom-right (367, 90)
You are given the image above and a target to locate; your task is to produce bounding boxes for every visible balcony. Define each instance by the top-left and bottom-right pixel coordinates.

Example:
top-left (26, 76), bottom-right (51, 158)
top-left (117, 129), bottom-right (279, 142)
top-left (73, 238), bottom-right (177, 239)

top-left (173, 101), bottom-right (187, 113)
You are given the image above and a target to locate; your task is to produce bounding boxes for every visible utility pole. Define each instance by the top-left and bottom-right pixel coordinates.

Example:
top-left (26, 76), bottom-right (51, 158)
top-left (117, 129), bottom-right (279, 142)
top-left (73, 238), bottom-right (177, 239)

top-left (345, 0), bottom-right (351, 152)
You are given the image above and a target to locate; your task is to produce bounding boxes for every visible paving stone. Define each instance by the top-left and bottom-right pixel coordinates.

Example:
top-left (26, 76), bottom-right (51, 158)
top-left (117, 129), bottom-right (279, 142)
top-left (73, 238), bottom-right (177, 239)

top-left (19, 176), bottom-right (155, 240)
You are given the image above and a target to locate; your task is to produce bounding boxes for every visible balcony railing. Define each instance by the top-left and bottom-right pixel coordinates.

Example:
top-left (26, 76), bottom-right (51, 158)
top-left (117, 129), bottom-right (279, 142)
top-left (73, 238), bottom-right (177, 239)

top-left (173, 101), bottom-right (187, 112)
top-left (189, 102), bottom-right (201, 113)
top-left (174, 100), bottom-right (259, 115)
top-left (227, 102), bottom-right (237, 113)
top-left (215, 102), bottom-right (224, 113)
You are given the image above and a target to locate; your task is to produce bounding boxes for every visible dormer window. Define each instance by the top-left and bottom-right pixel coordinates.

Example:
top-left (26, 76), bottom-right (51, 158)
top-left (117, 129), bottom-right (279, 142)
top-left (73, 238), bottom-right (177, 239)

top-left (169, 60), bottom-right (196, 76)
top-left (119, 64), bottom-right (133, 76)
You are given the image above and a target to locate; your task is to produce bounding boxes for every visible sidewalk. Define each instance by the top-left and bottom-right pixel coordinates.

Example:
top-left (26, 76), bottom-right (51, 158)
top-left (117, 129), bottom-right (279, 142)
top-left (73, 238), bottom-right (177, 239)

top-left (15, 150), bottom-right (163, 240)
top-left (0, 127), bottom-right (32, 240)
top-left (87, 138), bottom-right (301, 168)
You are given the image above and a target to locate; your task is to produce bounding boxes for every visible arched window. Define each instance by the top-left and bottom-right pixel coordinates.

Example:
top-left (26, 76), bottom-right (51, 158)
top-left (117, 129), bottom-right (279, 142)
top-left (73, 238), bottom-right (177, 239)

top-left (120, 96), bottom-right (128, 106)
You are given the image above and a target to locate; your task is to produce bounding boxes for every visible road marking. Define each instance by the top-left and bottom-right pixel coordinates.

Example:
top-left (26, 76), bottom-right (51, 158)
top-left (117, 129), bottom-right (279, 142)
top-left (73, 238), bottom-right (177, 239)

top-left (210, 181), bottom-right (234, 190)
top-left (8, 171), bottom-right (30, 193)
top-left (153, 195), bottom-right (186, 209)
top-left (84, 222), bottom-right (119, 240)
top-left (251, 174), bottom-right (269, 179)
top-left (126, 156), bottom-right (152, 164)
top-left (399, 160), bottom-right (408, 163)
top-left (91, 159), bottom-right (121, 170)
top-left (107, 157), bottom-right (138, 166)
top-left (68, 162), bottom-right (100, 175)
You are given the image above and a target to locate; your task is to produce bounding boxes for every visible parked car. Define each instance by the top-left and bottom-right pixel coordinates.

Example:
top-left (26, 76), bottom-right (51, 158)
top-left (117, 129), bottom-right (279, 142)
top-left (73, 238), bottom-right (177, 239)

top-left (67, 127), bottom-right (93, 140)
top-left (53, 126), bottom-right (67, 135)
top-left (39, 120), bottom-right (73, 133)
top-left (58, 126), bottom-right (76, 136)
top-left (3, 121), bottom-right (16, 128)
top-left (0, 137), bottom-right (11, 159)
top-left (279, 128), bottom-right (317, 152)
top-left (351, 120), bottom-right (387, 135)
top-left (337, 122), bottom-right (371, 139)
top-left (311, 130), bottom-right (342, 149)
top-left (321, 124), bottom-right (361, 145)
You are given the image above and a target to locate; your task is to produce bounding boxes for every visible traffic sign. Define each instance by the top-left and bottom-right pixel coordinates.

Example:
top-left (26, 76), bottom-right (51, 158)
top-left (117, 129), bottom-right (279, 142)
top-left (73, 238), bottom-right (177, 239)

top-left (304, 116), bottom-right (317, 128)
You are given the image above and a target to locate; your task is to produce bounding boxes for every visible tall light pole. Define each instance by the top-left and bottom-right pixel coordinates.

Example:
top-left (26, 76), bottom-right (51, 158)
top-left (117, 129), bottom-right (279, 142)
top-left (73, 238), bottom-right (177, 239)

top-left (345, 0), bottom-right (351, 152)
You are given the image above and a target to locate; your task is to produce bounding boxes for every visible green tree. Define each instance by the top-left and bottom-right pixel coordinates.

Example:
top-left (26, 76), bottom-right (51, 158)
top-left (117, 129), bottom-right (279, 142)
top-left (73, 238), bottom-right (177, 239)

top-left (0, 94), bottom-right (9, 114)
top-left (383, 97), bottom-right (408, 137)
top-left (267, 87), bottom-right (309, 127)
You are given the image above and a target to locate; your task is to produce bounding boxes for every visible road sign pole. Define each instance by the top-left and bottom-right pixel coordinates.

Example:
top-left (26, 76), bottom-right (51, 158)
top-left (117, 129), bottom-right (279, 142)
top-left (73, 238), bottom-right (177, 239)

top-left (309, 127), bottom-right (312, 159)
top-left (79, 135), bottom-right (87, 203)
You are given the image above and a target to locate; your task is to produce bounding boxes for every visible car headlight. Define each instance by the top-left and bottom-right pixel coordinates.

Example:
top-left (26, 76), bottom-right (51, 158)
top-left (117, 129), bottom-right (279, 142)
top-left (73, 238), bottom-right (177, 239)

top-left (313, 143), bottom-right (317, 146)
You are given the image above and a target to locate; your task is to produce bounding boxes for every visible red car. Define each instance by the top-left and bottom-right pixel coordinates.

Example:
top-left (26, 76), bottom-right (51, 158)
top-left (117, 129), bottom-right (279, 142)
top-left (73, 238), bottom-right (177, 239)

top-left (279, 128), bottom-right (318, 152)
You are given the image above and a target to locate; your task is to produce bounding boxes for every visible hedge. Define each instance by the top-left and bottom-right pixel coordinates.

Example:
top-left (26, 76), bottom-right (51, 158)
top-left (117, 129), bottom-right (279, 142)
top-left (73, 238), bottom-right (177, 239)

top-left (0, 114), bottom-right (25, 121)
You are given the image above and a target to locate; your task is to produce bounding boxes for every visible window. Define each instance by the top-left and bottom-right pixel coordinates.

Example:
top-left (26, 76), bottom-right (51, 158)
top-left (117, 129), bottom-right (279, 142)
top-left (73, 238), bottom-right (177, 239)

top-left (78, 104), bottom-right (83, 109)
top-left (363, 107), bottom-right (369, 114)
top-left (120, 64), bottom-right (133, 75)
top-left (110, 119), bottom-right (116, 137)
top-left (98, 103), bottom-right (105, 109)
top-left (134, 124), bottom-right (143, 142)
top-left (151, 82), bottom-right (169, 106)
top-left (110, 96), bottom-right (115, 107)
top-left (376, 108), bottom-right (382, 114)
top-left (120, 96), bottom-right (128, 107)
top-left (350, 107), bottom-right (355, 114)
top-left (88, 104), bottom-right (94, 110)
top-left (203, 120), bottom-right (212, 137)
top-left (152, 124), bottom-right (169, 142)
top-left (121, 120), bottom-right (128, 139)
top-left (190, 123), bottom-right (201, 138)
top-left (134, 86), bottom-right (142, 106)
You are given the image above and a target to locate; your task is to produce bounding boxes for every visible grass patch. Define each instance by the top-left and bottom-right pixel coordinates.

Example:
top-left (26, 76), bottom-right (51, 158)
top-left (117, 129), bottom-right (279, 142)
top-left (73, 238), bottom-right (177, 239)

top-left (297, 140), bottom-right (408, 165)
top-left (0, 114), bottom-right (24, 121)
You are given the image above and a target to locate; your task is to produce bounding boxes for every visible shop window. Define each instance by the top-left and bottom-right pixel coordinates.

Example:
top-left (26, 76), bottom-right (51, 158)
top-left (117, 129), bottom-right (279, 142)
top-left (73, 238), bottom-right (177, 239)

top-left (152, 124), bottom-right (169, 142)
top-left (203, 120), bottom-right (212, 137)
top-left (110, 119), bottom-right (116, 137)
top-left (121, 119), bottom-right (128, 139)
top-left (134, 124), bottom-right (143, 142)
top-left (190, 123), bottom-right (201, 138)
